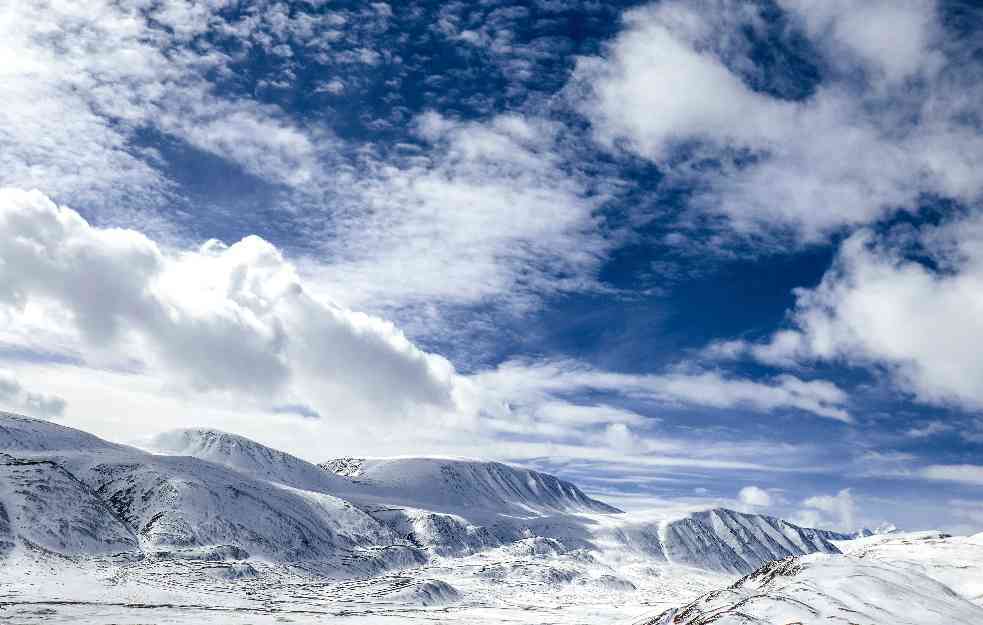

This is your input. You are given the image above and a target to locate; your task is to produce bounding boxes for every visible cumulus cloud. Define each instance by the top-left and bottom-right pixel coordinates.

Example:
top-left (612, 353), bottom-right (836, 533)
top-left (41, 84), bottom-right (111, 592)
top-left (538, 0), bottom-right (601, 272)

top-left (0, 187), bottom-right (854, 472)
top-left (571, 0), bottom-right (983, 240)
top-left (573, 1), bottom-right (790, 160)
top-left (738, 485), bottom-right (772, 508)
top-left (801, 488), bottom-right (857, 531)
top-left (722, 216), bottom-right (983, 410)
top-left (0, 370), bottom-right (66, 419)
top-left (776, 0), bottom-right (942, 83)
top-left (0, 188), bottom-right (456, 422)
top-left (1, 0), bottom-right (620, 328)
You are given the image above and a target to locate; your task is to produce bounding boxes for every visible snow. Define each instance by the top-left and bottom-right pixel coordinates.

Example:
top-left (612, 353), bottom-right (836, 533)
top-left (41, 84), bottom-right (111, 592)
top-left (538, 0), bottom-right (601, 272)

top-left (659, 508), bottom-right (840, 574)
top-left (834, 530), bottom-right (983, 606)
top-left (642, 554), bottom-right (983, 625)
top-left (0, 454), bottom-right (138, 557)
top-left (322, 455), bottom-right (622, 515)
top-left (1, 414), bottom-right (981, 624)
top-left (151, 428), bottom-right (350, 493)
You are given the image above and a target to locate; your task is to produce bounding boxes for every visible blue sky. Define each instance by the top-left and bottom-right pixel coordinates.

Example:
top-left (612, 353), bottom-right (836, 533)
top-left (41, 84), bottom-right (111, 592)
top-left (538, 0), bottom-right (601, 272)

top-left (2, 0), bottom-right (983, 534)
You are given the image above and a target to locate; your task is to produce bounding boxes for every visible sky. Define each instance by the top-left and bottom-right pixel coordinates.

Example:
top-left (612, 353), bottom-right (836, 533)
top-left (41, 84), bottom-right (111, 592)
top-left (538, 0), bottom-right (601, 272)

top-left (1, 0), bottom-right (983, 534)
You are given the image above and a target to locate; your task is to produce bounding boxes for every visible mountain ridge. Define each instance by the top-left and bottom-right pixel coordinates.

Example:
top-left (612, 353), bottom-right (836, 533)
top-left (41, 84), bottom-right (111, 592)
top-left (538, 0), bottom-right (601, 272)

top-left (0, 414), bottom-right (867, 575)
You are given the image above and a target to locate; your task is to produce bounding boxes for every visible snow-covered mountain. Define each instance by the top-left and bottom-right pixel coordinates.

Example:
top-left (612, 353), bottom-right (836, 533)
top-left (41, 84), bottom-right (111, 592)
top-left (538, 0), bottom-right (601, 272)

top-left (0, 415), bottom-right (408, 565)
top-left (1, 413), bottom-right (981, 625)
top-left (835, 530), bottom-right (983, 606)
top-left (659, 508), bottom-right (841, 574)
top-left (644, 554), bottom-right (983, 624)
top-left (0, 453), bottom-right (138, 557)
top-left (0, 415), bottom-right (853, 574)
top-left (151, 428), bottom-right (349, 493)
top-left (320, 456), bottom-right (622, 515)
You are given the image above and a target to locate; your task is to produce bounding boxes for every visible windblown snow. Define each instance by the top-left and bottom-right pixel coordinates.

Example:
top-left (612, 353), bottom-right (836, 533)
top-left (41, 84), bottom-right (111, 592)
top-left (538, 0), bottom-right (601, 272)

top-left (0, 412), bottom-right (980, 625)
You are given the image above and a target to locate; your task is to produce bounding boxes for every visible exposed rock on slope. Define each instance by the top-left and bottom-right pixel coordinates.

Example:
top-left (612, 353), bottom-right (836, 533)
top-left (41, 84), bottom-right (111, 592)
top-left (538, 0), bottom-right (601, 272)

top-left (643, 554), bottom-right (983, 625)
top-left (660, 508), bottom-right (841, 574)
top-left (0, 454), bottom-right (138, 557)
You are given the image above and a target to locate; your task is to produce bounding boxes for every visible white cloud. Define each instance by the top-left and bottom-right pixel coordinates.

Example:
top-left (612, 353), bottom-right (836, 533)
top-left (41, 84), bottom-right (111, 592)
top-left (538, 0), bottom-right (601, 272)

top-left (0, 187), bottom-right (457, 423)
top-left (573, 1), bottom-right (790, 162)
top-left (920, 465), bottom-right (983, 486)
top-left (571, 0), bottom-right (983, 240)
top-left (776, 0), bottom-right (942, 83)
top-left (471, 359), bottom-right (851, 422)
top-left (0, 0), bottom-right (331, 214)
top-left (602, 423), bottom-right (640, 453)
top-left (0, 187), bottom-right (848, 474)
top-left (2, 2), bottom-right (616, 322)
top-left (0, 370), bottom-right (66, 419)
top-left (906, 421), bottom-right (953, 438)
top-left (313, 112), bottom-right (610, 313)
top-left (729, 216), bottom-right (983, 410)
top-left (738, 485), bottom-right (772, 508)
top-left (802, 488), bottom-right (857, 531)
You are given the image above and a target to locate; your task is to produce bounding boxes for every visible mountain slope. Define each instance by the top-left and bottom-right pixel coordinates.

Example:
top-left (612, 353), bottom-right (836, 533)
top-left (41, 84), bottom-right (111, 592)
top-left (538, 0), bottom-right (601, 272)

top-left (0, 416), bottom-right (887, 577)
top-left (0, 454), bottom-right (138, 557)
top-left (151, 428), bottom-right (349, 493)
top-left (644, 554), bottom-right (983, 625)
top-left (321, 456), bottom-right (621, 516)
top-left (0, 415), bottom-right (404, 563)
top-left (835, 530), bottom-right (983, 606)
top-left (660, 508), bottom-right (841, 574)
top-left (0, 412), bottom-right (119, 453)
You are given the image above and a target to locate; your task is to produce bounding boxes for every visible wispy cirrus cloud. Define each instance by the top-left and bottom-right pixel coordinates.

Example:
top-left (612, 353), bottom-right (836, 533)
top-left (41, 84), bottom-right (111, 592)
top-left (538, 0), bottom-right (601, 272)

top-left (920, 465), bottom-right (983, 487)
top-left (469, 358), bottom-right (851, 423)
top-left (310, 112), bottom-right (614, 313)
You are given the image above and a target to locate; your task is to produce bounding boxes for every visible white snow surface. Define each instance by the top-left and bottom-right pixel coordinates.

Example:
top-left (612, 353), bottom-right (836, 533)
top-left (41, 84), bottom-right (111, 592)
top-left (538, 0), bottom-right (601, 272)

top-left (643, 553), bottom-right (983, 625)
top-left (1, 414), bottom-right (981, 624)
top-left (320, 455), bottom-right (622, 515)
top-left (835, 530), bottom-right (983, 606)
top-left (151, 428), bottom-right (350, 493)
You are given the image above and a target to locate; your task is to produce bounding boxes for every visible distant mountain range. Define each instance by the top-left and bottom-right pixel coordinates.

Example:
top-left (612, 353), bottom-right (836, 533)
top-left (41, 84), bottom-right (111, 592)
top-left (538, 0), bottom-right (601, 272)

top-left (1, 411), bottom-right (981, 624)
top-left (1, 412), bottom-right (849, 574)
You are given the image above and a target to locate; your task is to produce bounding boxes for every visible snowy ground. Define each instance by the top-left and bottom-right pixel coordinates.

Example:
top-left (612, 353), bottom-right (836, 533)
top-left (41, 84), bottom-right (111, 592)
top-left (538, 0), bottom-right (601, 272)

top-left (0, 547), bottom-right (727, 625)
top-left (5, 532), bottom-right (983, 625)
top-left (835, 530), bottom-right (983, 606)
top-left (641, 552), bottom-right (983, 625)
